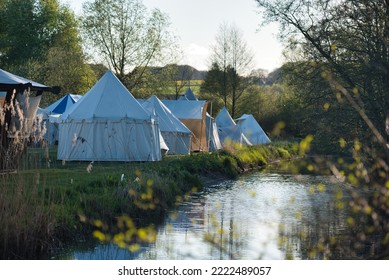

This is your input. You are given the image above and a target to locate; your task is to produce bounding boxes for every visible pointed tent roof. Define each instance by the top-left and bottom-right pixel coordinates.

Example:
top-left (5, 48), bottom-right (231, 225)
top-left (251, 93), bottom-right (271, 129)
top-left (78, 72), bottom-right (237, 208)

top-left (183, 88), bottom-right (198, 101)
top-left (45, 93), bottom-right (82, 115)
top-left (61, 70), bottom-right (150, 121)
top-left (215, 107), bottom-right (252, 146)
top-left (215, 106), bottom-right (236, 128)
top-left (142, 96), bottom-right (191, 134)
top-left (178, 95), bottom-right (189, 101)
top-left (235, 114), bottom-right (271, 144)
top-left (162, 100), bottom-right (207, 120)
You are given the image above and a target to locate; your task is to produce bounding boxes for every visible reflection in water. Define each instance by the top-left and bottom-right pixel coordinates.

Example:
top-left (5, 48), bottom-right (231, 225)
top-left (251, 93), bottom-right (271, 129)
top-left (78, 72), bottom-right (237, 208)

top-left (61, 173), bottom-right (351, 260)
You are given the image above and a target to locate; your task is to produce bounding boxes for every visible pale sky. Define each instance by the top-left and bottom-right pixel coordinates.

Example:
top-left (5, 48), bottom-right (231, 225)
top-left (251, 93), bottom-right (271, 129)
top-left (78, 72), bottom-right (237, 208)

top-left (61, 0), bottom-right (284, 72)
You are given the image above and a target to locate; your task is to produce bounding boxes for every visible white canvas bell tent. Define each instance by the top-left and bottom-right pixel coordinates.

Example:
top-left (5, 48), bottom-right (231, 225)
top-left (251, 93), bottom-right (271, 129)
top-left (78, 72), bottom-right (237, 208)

top-left (215, 107), bottom-right (252, 146)
top-left (57, 70), bottom-right (161, 161)
top-left (142, 96), bottom-right (192, 155)
top-left (235, 114), bottom-right (271, 145)
top-left (162, 100), bottom-right (209, 152)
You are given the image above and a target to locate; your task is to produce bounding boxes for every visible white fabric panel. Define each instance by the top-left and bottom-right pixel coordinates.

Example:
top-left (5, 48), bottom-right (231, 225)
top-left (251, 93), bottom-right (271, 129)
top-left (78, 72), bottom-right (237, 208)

top-left (143, 96), bottom-right (191, 133)
top-left (161, 131), bottom-right (191, 155)
top-left (46, 122), bottom-right (59, 145)
top-left (215, 106), bottom-right (236, 128)
top-left (49, 114), bottom-right (61, 123)
top-left (215, 107), bottom-right (252, 146)
top-left (143, 96), bottom-right (192, 155)
top-left (159, 130), bottom-right (169, 153)
top-left (217, 124), bottom-right (252, 146)
top-left (235, 114), bottom-right (271, 145)
top-left (58, 119), bottom-right (161, 162)
top-left (206, 114), bottom-right (222, 151)
top-left (162, 100), bottom-right (206, 120)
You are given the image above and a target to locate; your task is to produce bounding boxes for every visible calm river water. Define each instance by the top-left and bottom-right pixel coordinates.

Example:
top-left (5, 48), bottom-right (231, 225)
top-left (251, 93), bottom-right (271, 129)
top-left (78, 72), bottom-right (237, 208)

top-left (56, 170), bottom-right (352, 260)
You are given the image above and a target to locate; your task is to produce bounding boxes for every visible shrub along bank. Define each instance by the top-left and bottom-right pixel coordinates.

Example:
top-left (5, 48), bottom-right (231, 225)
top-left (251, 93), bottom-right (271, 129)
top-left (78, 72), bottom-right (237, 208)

top-left (0, 142), bottom-right (297, 259)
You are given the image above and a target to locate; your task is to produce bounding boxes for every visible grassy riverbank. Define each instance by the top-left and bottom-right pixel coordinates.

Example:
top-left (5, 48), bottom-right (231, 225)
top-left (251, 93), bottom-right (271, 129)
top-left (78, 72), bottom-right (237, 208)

top-left (0, 142), bottom-right (298, 259)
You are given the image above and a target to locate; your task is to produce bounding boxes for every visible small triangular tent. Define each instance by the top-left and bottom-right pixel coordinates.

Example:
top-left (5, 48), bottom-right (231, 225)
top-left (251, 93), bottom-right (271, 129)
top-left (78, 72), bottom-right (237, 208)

top-left (142, 96), bottom-right (191, 155)
top-left (58, 70), bottom-right (161, 161)
top-left (177, 95), bottom-right (188, 101)
top-left (45, 93), bottom-right (82, 115)
top-left (215, 107), bottom-right (252, 146)
top-left (43, 93), bottom-right (83, 145)
top-left (182, 88), bottom-right (198, 101)
top-left (235, 114), bottom-right (271, 145)
top-left (206, 113), bottom-right (222, 151)
top-left (162, 100), bottom-right (209, 152)
top-left (215, 106), bottom-right (235, 128)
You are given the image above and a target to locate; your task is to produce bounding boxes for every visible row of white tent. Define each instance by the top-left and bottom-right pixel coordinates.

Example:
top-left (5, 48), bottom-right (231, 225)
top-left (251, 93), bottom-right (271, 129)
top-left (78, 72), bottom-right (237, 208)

top-left (38, 70), bottom-right (270, 162)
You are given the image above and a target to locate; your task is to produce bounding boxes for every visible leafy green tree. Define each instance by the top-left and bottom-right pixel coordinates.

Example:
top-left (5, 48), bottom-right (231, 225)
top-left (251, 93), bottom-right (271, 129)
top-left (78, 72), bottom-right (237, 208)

top-left (82, 0), bottom-right (179, 91)
top-left (202, 62), bottom-right (251, 118)
top-left (1, 0), bottom-right (74, 66)
top-left (255, 0), bottom-right (389, 143)
top-left (0, 0), bottom-right (41, 67)
top-left (0, 0), bottom-right (95, 101)
top-left (256, 0), bottom-right (389, 259)
top-left (38, 47), bottom-right (96, 107)
top-left (201, 63), bottom-right (225, 102)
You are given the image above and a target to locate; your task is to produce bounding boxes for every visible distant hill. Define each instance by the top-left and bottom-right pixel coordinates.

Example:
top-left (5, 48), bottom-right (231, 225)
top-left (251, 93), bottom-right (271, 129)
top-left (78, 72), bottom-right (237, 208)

top-left (158, 64), bottom-right (207, 81)
top-left (176, 65), bottom-right (207, 81)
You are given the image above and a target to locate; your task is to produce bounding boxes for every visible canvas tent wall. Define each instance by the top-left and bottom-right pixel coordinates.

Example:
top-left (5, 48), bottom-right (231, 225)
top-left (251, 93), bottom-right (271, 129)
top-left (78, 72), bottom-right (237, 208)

top-left (235, 114), bottom-right (271, 145)
top-left (142, 96), bottom-right (191, 155)
top-left (206, 113), bottom-right (222, 151)
top-left (215, 107), bottom-right (252, 146)
top-left (43, 93), bottom-right (82, 145)
top-left (176, 88), bottom-right (221, 151)
top-left (58, 70), bottom-right (161, 161)
top-left (162, 100), bottom-right (209, 152)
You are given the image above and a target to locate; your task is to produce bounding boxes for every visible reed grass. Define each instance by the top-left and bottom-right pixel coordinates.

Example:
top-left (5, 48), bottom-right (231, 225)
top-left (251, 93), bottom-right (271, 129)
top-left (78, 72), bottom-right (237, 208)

top-left (0, 172), bottom-right (56, 259)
